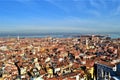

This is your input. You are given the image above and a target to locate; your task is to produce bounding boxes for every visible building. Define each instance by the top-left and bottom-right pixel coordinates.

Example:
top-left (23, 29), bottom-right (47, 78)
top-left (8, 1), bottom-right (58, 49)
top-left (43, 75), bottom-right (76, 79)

top-left (95, 62), bottom-right (120, 80)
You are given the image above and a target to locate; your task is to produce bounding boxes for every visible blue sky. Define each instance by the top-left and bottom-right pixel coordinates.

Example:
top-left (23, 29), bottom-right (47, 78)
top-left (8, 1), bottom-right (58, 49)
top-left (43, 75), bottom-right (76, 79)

top-left (0, 0), bottom-right (120, 33)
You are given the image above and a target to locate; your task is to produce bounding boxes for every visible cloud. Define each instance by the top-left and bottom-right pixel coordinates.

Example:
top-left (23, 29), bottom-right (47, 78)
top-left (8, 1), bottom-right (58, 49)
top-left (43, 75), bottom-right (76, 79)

top-left (88, 10), bottom-right (101, 17)
top-left (16, 0), bottom-right (32, 2)
top-left (45, 0), bottom-right (69, 13)
top-left (89, 0), bottom-right (106, 9)
top-left (15, 0), bottom-right (33, 6)
top-left (89, 0), bottom-right (100, 9)
top-left (113, 6), bottom-right (120, 16)
top-left (98, 0), bottom-right (106, 8)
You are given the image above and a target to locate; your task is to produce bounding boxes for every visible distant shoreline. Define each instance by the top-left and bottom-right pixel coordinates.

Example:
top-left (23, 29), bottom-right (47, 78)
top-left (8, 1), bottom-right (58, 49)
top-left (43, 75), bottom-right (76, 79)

top-left (0, 32), bottom-right (119, 39)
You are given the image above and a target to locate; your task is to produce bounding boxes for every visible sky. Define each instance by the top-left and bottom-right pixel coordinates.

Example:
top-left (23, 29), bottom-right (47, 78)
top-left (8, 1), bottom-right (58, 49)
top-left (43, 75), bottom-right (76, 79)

top-left (0, 0), bottom-right (120, 33)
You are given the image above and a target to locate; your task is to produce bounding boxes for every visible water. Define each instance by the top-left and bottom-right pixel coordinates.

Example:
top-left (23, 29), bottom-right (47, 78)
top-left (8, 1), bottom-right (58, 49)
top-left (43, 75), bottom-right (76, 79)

top-left (0, 32), bottom-right (120, 39)
top-left (109, 34), bottom-right (120, 39)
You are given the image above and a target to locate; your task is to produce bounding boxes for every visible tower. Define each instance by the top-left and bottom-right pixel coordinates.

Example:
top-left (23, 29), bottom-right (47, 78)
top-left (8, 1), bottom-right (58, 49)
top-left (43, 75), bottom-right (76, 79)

top-left (86, 38), bottom-right (89, 49)
top-left (17, 35), bottom-right (19, 41)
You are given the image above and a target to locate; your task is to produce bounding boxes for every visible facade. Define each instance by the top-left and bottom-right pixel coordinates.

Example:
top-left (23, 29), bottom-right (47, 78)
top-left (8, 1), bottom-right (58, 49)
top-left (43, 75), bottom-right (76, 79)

top-left (95, 62), bottom-right (120, 80)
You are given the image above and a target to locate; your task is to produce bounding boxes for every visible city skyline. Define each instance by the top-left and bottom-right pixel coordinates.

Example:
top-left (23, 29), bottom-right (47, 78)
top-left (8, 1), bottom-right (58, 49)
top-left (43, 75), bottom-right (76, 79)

top-left (0, 0), bottom-right (120, 33)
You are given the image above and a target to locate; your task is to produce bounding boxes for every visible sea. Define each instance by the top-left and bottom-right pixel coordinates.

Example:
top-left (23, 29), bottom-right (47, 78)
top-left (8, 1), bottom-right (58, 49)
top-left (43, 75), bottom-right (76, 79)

top-left (0, 32), bottom-right (120, 39)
